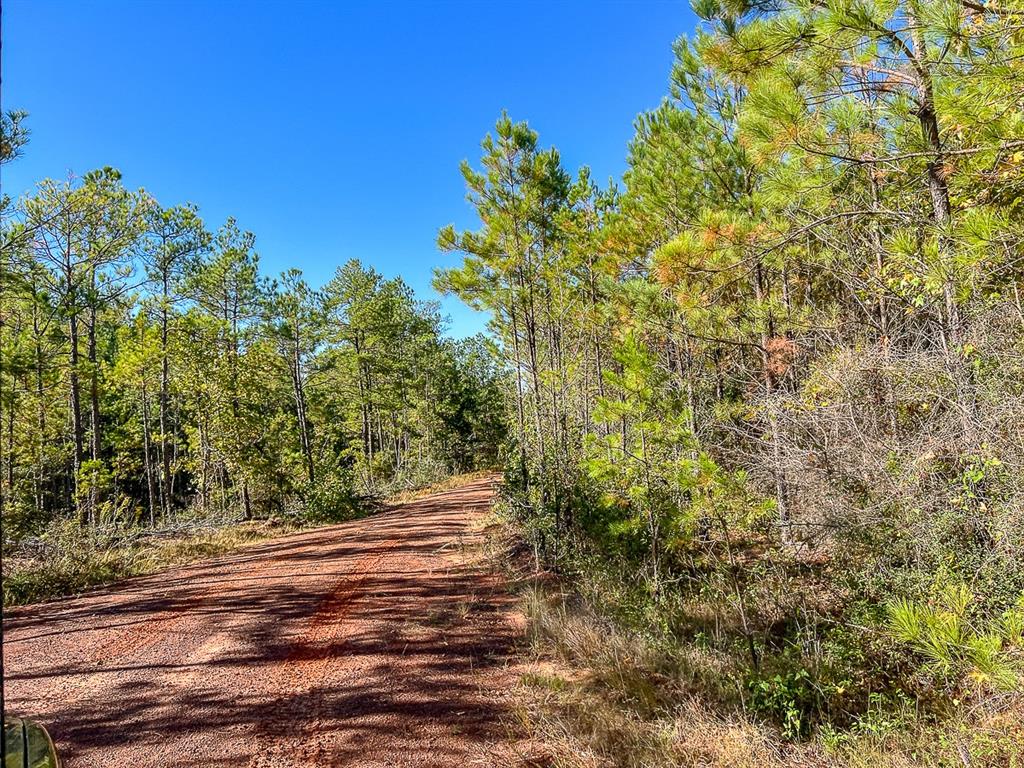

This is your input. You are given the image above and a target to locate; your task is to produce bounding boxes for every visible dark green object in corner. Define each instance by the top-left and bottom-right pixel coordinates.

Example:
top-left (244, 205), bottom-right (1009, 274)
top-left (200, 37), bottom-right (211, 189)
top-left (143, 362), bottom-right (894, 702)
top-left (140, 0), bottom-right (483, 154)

top-left (3, 717), bottom-right (60, 768)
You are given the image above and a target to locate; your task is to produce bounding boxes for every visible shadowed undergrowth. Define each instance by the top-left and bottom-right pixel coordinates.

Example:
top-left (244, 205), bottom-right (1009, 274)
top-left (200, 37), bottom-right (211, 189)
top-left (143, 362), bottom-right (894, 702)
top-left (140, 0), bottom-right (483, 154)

top-left (489, 523), bottom-right (1024, 768)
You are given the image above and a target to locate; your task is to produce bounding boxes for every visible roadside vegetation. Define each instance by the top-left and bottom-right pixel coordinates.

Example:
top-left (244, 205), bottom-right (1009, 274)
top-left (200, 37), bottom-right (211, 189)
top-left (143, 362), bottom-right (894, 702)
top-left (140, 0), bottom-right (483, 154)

top-left (440, 1), bottom-right (1024, 764)
top-left (0, 113), bottom-right (505, 605)
top-left (495, 526), bottom-right (1024, 767)
top-left (387, 469), bottom-right (497, 505)
top-left (2, 517), bottom-right (296, 606)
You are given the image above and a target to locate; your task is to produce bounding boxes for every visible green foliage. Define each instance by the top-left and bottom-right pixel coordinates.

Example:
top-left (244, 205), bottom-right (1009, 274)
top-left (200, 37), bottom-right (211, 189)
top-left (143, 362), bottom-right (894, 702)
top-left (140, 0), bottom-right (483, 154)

top-left (748, 667), bottom-right (816, 739)
top-left (2, 517), bottom-right (294, 606)
top-left (2, 520), bottom-right (134, 605)
top-left (437, 0), bottom-right (1024, 752)
top-left (887, 586), bottom-right (1024, 692)
top-left (299, 468), bottom-right (364, 524)
top-left (1, 124), bottom-right (507, 597)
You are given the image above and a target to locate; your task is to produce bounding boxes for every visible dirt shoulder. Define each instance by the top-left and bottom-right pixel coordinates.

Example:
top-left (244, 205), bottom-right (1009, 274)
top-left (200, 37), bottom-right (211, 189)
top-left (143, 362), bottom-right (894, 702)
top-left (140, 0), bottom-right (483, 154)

top-left (5, 475), bottom-right (531, 767)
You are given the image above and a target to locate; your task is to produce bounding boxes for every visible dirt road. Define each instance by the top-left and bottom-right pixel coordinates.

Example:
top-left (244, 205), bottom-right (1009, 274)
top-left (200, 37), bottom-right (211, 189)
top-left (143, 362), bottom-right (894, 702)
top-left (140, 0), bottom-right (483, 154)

top-left (5, 476), bottom-right (524, 767)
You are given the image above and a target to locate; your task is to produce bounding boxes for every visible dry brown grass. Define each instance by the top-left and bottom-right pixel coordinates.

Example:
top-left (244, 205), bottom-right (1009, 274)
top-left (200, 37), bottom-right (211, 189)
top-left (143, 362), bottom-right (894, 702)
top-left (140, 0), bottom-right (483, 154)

top-left (141, 519), bottom-right (299, 569)
top-left (512, 585), bottom-right (796, 768)
top-left (3, 518), bottom-right (301, 606)
top-left (822, 699), bottom-right (1024, 768)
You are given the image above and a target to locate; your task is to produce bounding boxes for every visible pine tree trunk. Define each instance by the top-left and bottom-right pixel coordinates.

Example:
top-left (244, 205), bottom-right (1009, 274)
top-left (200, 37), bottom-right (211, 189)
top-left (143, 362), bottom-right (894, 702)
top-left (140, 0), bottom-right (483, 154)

top-left (159, 272), bottom-right (172, 520)
top-left (907, 12), bottom-right (976, 444)
top-left (242, 482), bottom-right (252, 521)
top-left (88, 302), bottom-right (102, 524)
top-left (507, 287), bottom-right (530, 492)
top-left (8, 389), bottom-right (16, 496)
top-left (68, 306), bottom-right (86, 524)
top-left (753, 259), bottom-right (791, 543)
top-left (141, 378), bottom-right (156, 526)
top-left (31, 284), bottom-right (48, 516)
top-left (291, 346), bottom-right (315, 485)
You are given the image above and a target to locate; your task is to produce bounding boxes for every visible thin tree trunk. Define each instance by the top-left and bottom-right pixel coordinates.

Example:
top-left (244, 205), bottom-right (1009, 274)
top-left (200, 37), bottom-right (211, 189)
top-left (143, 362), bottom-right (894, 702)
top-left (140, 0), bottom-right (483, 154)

top-left (159, 272), bottom-right (172, 520)
top-left (141, 378), bottom-right (156, 526)
top-left (7, 388), bottom-right (16, 496)
top-left (293, 360), bottom-right (315, 485)
top-left (753, 259), bottom-right (791, 543)
top-left (30, 281), bottom-right (48, 516)
top-left (200, 410), bottom-right (210, 513)
top-left (507, 287), bottom-right (530, 492)
top-left (906, 11), bottom-right (957, 343)
top-left (907, 14), bottom-right (975, 444)
top-left (68, 305), bottom-right (86, 524)
top-left (87, 302), bottom-right (102, 523)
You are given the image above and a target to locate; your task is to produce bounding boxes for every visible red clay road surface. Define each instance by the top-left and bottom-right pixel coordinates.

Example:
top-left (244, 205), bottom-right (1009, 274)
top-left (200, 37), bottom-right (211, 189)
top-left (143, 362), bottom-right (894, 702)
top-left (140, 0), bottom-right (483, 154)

top-left (5, 476), bottom-right (526, 767)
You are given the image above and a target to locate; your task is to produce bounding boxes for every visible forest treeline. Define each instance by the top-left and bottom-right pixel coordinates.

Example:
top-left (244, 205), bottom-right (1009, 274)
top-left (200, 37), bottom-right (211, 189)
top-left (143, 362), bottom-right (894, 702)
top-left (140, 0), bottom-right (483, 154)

top-left (0, 113), bottom-right (504, 545)
top-left (438, 0), bottom-right (1024, 761)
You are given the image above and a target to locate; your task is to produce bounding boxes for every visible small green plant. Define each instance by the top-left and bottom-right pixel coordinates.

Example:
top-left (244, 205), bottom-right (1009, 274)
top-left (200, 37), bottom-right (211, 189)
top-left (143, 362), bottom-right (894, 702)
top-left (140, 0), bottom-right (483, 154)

top-left (851, 692), bottom-right (916, 738)
top-left (747, 667), bottom-right (815, 739)
top-left (301, 468), bottom-right (365, 523)
top-left (886, 585), bottom-right (1024, 692)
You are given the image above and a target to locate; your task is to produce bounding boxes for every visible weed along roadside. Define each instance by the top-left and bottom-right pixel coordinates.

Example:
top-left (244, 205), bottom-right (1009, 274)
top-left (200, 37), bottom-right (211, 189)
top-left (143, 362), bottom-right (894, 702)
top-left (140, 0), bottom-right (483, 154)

top-left (486, 503), bottom-right (1024, 767)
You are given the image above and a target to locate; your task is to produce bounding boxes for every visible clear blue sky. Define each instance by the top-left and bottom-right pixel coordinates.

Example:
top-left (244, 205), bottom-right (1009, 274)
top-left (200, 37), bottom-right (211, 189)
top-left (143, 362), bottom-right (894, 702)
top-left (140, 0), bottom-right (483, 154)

top-left (2, 0), bottom-right (695, 337)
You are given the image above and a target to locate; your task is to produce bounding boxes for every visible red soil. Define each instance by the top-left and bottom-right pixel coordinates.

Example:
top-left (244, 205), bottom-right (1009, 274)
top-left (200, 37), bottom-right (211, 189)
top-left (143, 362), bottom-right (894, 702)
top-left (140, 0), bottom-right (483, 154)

top-left (5, 476), bottom-right (528, 767)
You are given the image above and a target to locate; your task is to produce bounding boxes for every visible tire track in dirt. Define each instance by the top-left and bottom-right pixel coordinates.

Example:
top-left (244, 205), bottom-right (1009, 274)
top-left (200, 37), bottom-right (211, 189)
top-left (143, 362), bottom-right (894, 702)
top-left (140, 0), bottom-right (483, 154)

top-left (249, 537), bottom-right (400, 768)
top-left (91, 536), bottom-right (370, 670)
